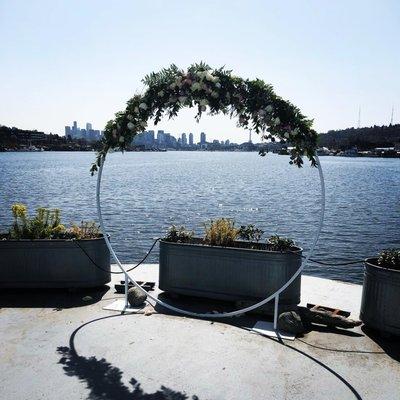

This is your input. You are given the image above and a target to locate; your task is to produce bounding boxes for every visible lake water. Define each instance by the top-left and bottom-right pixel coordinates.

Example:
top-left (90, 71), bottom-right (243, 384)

top-left (0, 151), bottom-right (399, 284)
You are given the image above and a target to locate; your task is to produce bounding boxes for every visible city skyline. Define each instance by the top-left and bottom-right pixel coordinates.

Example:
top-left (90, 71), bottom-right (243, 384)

top-left (64, 121), bottom-right (103, 142)
top-left (132, 130), bottom-right (236, 149)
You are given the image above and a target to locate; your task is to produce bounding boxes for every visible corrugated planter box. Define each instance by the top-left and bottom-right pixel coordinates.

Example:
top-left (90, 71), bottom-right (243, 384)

top-left (159, 239), bottom-right (302, 305)
top-left (0, 237), bottom-right (110, 288)
top-left (360, 258), bottom-right (400, 336)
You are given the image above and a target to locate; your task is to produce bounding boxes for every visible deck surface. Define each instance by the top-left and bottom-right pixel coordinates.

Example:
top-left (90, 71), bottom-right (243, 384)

top-left (1, 264), bottom-right (399, 400)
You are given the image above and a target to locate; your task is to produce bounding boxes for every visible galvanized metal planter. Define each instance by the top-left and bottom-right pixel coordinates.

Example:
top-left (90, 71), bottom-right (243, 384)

top-left (159, 240), bottom-right (302, 305)
top-left (0, 237), bottom-right (110, 288)
top-left (360, 258), bottom-right (400, 335)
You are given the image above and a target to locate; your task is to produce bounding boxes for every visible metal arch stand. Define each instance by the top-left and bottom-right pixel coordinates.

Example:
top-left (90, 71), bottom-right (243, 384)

top-left (97, 155), bottom-right (325, 330)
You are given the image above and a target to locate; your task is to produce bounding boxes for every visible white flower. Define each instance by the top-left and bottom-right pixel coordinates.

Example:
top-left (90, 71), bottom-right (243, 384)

top-left (291, 128), bottom-right (299, 136)
top-left (127, 122), bottom-right (135, 130)
top-left (169, 83), bottom-right (176, 89)
top-left (134, 106), bottom-right (139, 113)
top-left (274, 117), bottom-right (281, 125)
top-left (127, 114), bottom-right (134, 121)
top-left (265, 105), bottom-right (273, 113)
top-left (191, 82), bottom-right (201, 92)
top-left (211, 91), bottom-right (219, 98)
top-left (205, 72), bottom-right (214, 81)
top-left (158, 90), bottom-right (164, 97)
top-left (258, 110), bottom-right (266, 117)
top-left (215, 82), bottom-right (221, 89)
top-left (200, 105), bottom-right (207, 112)
top-left (200, 99), bottom-right (208, 106)
top-left (179, 96), bottom-right (187, 103)
top-left (139, 103), bottom-right (148, 110)
top-left (197, 71), bottom-right (206, 79)
top-left (140, 121), bottom-right (147, 128)
top-left (284, 132), bottom-right (290, 139)
top-left (119, 136), bottom-right (125, 143)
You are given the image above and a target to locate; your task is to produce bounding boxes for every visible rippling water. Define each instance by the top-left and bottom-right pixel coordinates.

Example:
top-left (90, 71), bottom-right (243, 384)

top-left (1, 151), bottom-right (399, 283)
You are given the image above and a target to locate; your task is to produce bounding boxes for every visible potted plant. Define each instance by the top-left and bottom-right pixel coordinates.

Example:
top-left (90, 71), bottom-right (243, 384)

top-left (159, 219), bottom-right (302, 308)
top-left (0, 204), bottom-right (110, 288)
top-left (360, 249), bottom-right (400, 336)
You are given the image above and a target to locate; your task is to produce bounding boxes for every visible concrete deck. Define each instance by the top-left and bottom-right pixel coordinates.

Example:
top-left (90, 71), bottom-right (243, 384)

top-left (1, 264), bottom-right (399, 400)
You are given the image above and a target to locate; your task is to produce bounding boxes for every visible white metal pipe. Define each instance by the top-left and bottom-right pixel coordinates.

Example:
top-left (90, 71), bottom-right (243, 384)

top-left (96, 154), bottom-right (325, 318)
top-left (273, 294), bottom-right (279, 330)
top-left (124, 273), bottom-right (129, 308)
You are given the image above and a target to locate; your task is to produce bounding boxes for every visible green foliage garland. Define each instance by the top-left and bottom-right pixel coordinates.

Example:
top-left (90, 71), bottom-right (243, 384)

top-left (91, 62), bottom-right (318, 174)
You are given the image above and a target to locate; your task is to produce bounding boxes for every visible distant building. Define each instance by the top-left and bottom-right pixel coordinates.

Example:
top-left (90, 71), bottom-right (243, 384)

top-left (181, 133), bottom-right (187, 146)
top-left (200, 132), bottom-right (206, 144)
top-left (132, 130), bottom-right (155, 148)
top-left (157, 130), bottom-right (166, 147)
top-left (189, 132), bottom-right (194, 146)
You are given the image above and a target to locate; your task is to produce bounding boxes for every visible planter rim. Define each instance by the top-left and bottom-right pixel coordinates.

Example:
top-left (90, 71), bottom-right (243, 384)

top-left (0, 236), bottom-right (105, 243)
top-left (365, 257), bottom-right (400, 273)
top-left (160, 239), bottom-right (303, 254)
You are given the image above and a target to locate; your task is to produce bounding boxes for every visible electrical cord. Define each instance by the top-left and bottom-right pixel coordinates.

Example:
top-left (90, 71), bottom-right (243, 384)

top-left (73, 237), bottom-right (160, 274)
top-left (287, 249), bottom-right (369, 266)
top-left (238, 325), bottom-right (386, 355)
top-left (295, 338), bottom-right (386, 354)
top-left (77, 236), bottom-right (369, 273)
top-left (306, 257), bottom-right (367, 266)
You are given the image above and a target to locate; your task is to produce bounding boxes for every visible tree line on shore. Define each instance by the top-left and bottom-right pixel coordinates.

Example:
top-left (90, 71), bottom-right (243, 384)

top-left (318, 124), bottom-right (400, 150)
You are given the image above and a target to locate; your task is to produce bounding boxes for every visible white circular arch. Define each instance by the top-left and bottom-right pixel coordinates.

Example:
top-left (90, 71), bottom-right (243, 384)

top-left (96, 154), bottom-right (325, 318)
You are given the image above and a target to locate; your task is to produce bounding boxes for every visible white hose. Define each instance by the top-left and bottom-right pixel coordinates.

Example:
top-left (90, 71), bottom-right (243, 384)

top-left (96, 155), bottom-right (325, 318)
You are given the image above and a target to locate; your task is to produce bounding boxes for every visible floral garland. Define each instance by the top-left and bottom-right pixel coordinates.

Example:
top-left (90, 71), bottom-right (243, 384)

top-left (91, 62), bottom-right (318, 174)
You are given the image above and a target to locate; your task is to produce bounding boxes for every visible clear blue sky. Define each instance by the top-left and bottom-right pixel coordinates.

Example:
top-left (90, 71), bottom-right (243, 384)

top-left (1, 0), bottom-right (399, 143)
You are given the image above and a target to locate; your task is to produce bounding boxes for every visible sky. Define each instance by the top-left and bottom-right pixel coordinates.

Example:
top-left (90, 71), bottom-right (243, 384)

top-left (1, 0), bottom-right (399, 143)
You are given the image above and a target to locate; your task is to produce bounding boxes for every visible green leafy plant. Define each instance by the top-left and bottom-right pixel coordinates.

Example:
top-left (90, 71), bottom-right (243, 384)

top-left (65, 221), bottom-right (102, 240)
top-left (163, 219), bottom-right (297, 252)
top-left (267, 235), bottom-right (295, 252)
top-left (5, 204), bottom-right (101, 240)
top-left (377, 249), bottom-right (400, 271)
top-left (238, 224), bottom-right (264, 242)
top-left (204, 218), bottom-right (239, 247)
top-left (164, 225), bottom-right (193, 243)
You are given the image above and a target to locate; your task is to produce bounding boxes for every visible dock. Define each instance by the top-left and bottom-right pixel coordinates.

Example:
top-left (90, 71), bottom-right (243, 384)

top-left (1, 264), bottom-right (399, 400)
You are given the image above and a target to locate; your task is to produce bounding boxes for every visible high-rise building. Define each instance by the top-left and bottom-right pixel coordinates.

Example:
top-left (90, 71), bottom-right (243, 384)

top-left (157, 130), bottom-right (165, 147)
top-left (200, 132), bottom-right (206, 144)
top-left (189, 132), bottom-right (194, 146)
top-left (181, 133), bottom-right (187, 146)
top-left (65, 126), bottom-right (71, 137)
top-left (86, 123), bottom-right (92, 132)
top-left (72, 121), bottom-right (79, 139)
